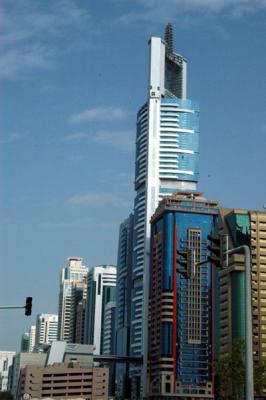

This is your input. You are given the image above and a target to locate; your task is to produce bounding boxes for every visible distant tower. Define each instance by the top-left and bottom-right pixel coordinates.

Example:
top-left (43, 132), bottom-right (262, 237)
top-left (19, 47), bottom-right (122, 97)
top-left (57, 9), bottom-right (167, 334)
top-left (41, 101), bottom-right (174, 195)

top-left (20, 332), bottom-right (29, 352)
top-left (58, 257), bottom-right (88, 342)
top-left (84, 265), bottom-right (116, 354)
top-left (129, 25), bottom-right (199, 397)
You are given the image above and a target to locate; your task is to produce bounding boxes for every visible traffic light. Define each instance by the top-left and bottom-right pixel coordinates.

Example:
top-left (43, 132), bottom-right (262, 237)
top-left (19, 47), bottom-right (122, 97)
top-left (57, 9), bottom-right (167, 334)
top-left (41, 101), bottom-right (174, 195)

top-left (207, 234), bottom-right (228, 268)
top-left (207, 234), bottom-right (221, 267)
top-left (24, 297), bottom-right (32, 316)
top-left (177, 248), bottom-right (192, 278)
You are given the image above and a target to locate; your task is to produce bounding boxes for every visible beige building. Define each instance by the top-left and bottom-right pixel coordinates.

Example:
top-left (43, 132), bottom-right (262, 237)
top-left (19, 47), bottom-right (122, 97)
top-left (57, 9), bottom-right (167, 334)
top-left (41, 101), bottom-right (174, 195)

top-left (218, 208), bottom-right (266, 396)
top-left (17, 363), bottom-right (109, 400)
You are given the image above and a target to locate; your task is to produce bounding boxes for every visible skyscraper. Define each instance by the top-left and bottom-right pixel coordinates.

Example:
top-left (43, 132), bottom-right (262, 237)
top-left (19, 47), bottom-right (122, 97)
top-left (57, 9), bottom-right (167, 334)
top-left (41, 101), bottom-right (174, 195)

top-left (58, 257), bottom-right (88, 342)
top-left (148, 192), bottom-right (218, 398)
top-left (115, 214), bottom-right (134, 398)
top-left (84, 265), bottom-right (116, 354)
top-left (35, 314), bottom-right (58, 350)
top-left (129, 25), bottom-right (199, 395)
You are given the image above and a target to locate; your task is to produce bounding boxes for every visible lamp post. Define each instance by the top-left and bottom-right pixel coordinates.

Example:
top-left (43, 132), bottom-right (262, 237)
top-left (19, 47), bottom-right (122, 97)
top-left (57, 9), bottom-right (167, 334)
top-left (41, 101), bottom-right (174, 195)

top-left (199, 241), bottom-right (254, 400)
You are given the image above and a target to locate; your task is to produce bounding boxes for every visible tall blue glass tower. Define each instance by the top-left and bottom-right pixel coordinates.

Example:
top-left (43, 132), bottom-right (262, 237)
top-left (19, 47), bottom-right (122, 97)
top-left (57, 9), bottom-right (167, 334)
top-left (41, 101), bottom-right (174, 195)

top-left (129, 25), bottom-right (200, 398)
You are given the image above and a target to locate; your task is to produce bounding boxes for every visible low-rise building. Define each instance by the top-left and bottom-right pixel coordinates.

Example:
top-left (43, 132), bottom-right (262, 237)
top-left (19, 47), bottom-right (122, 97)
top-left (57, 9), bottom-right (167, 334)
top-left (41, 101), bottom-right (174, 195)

top-left (10, 352), bottom-right (46, 396)
top-left (17, 363), bottom-right (109, 400)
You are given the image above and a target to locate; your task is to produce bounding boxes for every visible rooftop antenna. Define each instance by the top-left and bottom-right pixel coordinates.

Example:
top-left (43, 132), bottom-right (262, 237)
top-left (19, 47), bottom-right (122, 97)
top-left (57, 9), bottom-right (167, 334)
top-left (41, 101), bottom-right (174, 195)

top-left (165, 23), bottom-right (173, 55)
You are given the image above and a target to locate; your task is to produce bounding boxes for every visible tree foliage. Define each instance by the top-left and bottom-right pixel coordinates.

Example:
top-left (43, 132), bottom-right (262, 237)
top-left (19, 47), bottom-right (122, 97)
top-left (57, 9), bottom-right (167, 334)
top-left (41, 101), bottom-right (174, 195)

top-left (215, 339), bottom-right (244, 400)
top-left (215, 339), bottom-right (266, 399)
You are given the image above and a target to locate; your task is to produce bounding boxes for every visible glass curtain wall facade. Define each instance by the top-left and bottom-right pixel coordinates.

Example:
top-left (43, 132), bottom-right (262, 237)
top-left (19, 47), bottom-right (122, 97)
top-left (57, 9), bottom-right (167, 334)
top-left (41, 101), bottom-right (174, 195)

top-left (148, 193), bottom-right (218, 399)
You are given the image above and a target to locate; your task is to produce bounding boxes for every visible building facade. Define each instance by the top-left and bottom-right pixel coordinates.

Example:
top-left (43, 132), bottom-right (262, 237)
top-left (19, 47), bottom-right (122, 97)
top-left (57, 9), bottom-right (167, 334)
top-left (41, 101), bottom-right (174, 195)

top-left (75, 297), bottom-right (87, 344)
top-left (9, 352), bottom-right (46, 396)
top-left (148, 192), bottom-right (218, 399)
top-left (103, 301), bottom-right (116, 355)
top-left (0, 351), bottom-right (16, 392)
top-left (17, 364), bottom-right (109, 400)
top-left (20, 333), bottom-right (29, 353)
top-left (58, 257), bottom-right (88, 342)
top-left (130, 25), bottom-right (200, 396)
top-left (35, 314), bottom-right (58, 350)
top-left (217, 208), bottom-right (266, 397)
top-left (28, 325), bottom-right (36, 352)
top-left (85, 265), bottom-right (116, 354)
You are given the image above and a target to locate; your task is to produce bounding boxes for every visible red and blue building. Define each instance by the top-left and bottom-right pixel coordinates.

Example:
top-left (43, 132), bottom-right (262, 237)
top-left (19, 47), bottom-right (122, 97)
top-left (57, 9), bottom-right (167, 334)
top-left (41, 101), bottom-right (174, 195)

top-left (148, 192), bottom-right (218, 399)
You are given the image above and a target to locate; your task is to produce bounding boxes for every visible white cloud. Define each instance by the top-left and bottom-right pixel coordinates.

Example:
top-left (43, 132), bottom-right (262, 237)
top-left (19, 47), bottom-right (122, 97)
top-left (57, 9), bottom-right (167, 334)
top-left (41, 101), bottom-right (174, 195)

top-left (68, 192), bottom-right (132, 209)
top-left (0, 132), bottom-right (25, 144)
top-left (65, 132), bottom-right (88, 141)
top-left (68, 107), bottom-right (129, 123)
top-left (38, 218), bottom-right (116, 230)
top-left (0, 46), bottom-right (54, 78)
top-left (0, 0), bottom-right (91, 78)
top-left (65, 130), bottom-right (135, 153)
top-left (120, 0), bottom-right (266, 23)
top-left (93, 130), bottom-right (135, 152)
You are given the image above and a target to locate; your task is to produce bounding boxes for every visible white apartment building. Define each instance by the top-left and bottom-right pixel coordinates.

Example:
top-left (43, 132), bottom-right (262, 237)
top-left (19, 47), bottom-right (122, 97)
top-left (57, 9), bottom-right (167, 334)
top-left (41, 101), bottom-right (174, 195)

top-left (85, 265), bottom-right (116, 354)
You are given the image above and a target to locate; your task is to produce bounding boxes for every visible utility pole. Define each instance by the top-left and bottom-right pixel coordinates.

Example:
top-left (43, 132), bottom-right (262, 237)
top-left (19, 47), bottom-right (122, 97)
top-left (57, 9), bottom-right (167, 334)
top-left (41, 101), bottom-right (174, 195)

top-left (207, 235), bottom-right (254, 400)
top-left (227, 245), bottom-right (254, 400)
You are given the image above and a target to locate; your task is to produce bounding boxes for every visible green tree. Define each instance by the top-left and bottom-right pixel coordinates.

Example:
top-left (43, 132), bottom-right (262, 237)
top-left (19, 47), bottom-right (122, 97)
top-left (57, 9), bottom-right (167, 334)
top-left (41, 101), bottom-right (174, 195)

top-left (215, 339), bottom-right (245, 400)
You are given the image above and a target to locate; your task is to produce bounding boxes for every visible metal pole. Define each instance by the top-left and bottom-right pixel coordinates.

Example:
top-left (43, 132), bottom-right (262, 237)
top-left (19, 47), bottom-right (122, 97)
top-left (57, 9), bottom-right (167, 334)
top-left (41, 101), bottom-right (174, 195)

top-left (0, 306), bottom-right (25, 309)
top-left (228, 245), bottom-right (254, 400)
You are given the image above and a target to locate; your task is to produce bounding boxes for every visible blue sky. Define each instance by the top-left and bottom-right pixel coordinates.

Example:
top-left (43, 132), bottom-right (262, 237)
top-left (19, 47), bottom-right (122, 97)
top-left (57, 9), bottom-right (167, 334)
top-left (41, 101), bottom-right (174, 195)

top-left (0, 0), bottom-right (266, 350)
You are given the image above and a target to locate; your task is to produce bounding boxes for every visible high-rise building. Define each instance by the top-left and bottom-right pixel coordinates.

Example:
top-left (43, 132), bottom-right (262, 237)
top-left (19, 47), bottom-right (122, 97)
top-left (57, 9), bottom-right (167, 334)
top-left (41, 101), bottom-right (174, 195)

top-left (217, 207), bottom-right (266, 398)
top-left (20, 326), bottom-right (36, 353)
top-left (35, 314), bottom-right (58, 350)
top-left (75, 297), bottom-right (87, 344)
top-left (148, 192), bottom-right (218, 398)
top-left (58, 257), bottom-right (88, 342)
top-left (115, 214), bottom-right (134, 398)
top-left (84, 265), bottom-right (116, 354)
top-left (129, 25), bottom-right (200, 395)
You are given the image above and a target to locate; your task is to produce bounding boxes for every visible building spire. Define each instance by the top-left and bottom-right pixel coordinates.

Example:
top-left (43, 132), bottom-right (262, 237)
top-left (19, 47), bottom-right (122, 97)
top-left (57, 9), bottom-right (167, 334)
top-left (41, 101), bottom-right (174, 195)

top-left (164, 23), bottom-right (173, 55)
